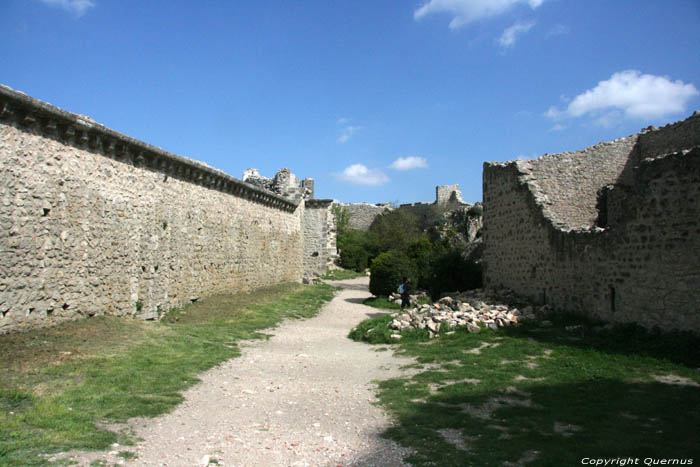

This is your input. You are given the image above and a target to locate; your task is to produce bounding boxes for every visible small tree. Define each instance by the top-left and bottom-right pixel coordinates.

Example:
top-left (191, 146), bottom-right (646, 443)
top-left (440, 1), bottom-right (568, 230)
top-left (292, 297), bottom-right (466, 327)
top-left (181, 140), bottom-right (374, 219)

top-left (369, 250), bottom-right (417, 297)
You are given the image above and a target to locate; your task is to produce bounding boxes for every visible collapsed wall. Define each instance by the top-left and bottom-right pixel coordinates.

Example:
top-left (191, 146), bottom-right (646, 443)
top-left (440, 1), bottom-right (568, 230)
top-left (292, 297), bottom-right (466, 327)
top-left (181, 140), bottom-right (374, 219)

top-left (0, 85), bottom-right (330, 334)
top-left (483, 112), bottom-right (700, 332)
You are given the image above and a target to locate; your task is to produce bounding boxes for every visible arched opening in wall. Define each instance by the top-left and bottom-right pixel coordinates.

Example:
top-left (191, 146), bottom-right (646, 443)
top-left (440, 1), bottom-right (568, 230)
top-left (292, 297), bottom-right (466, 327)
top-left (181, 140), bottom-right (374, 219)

top-left (609, 286), bottom-right (616, 313)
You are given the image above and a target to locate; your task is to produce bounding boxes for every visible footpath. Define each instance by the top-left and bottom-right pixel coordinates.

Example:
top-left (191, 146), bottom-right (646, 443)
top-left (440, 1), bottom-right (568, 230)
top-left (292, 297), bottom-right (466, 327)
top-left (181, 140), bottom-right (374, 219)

top-left (67, 276), bottom-right (414, 467)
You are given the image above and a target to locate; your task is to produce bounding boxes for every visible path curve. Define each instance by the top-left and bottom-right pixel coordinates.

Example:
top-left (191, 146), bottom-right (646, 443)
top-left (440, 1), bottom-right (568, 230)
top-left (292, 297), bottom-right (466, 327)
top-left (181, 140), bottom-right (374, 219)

top-left (68, 277), bottom-right (414, 466)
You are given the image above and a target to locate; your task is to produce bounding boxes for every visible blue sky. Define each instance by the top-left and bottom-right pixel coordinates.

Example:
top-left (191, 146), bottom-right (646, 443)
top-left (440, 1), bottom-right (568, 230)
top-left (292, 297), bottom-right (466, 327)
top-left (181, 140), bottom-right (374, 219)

top-left (2, 0), bottom-right (699, 204)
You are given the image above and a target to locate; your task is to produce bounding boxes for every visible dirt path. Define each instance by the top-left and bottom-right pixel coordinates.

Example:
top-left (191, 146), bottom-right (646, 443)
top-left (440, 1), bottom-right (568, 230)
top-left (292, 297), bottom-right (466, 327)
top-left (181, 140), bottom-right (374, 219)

top-left (65, 277), bottom-right (414, 466)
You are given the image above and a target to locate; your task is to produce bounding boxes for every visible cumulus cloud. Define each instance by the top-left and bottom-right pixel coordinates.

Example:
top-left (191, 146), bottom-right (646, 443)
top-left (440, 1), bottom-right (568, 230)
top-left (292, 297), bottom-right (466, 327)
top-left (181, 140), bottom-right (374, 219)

top-left (414, 0), bottom-right (545, 29)
top-left (337, 125), bottom-right (362, 144)
top-left (498, 21), bottom-right (535, 48)
top-left (40, 0), bottom-right (95, 17)
top-left (389, 156), bottom-right (429, 171)
top-left (336, 164), bottom-right (389, 186)
top-left (546, 70), bottom-right (699, 123)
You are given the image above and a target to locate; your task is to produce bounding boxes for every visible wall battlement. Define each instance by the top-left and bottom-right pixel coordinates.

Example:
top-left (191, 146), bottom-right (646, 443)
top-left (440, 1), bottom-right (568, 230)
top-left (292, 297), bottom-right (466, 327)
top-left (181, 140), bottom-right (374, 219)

top-left (483, 112), bottom-right (700, 332)
top-left (0, 85), bottom-right (334, 334)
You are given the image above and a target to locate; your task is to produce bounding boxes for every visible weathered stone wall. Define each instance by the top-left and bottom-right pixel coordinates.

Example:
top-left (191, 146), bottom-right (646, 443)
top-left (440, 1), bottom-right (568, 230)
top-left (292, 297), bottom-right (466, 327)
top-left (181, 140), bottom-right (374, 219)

top-left (436, 184), bottom-right (465, 204)
top-left (525, 136), bottom-right (638, 230)
top-left (335, 202), bottom-right (393, 231)
top-left (303, 199), bottom-right (337, 279)
top-left (0, 85), bottom-right (310, 333)
top-left (483, 113), bottom-right (700, 332)
top-left (339, 184), bottom-right (470, 232)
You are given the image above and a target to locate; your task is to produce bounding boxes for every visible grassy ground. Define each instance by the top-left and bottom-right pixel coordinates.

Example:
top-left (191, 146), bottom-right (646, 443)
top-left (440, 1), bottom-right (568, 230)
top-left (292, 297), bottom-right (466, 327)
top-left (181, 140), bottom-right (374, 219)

top-left (321, 268), bottom-right (366, 280)
top-left (0, 282), bottom-right (336, 466)
top-left (350, 311), bottom-right (700, 466)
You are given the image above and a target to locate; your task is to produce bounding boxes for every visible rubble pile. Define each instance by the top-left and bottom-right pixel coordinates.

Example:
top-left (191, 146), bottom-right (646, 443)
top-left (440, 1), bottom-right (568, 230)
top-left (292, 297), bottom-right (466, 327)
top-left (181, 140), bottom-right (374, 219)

top-left (387, 288), bottom-right (553, 338)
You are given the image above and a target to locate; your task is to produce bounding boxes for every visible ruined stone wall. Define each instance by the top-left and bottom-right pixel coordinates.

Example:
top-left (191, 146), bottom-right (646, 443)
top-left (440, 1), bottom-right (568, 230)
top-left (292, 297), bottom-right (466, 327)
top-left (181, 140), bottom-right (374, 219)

top-left (436, 184), bottom-right (465, 204)
top-left (303, 199), bottom-right (337, 279)
top-left (483, 113), bottom-right (700, 332)
top-left (335, 202), bottom-right (393, 231)
top-left (525, 136), bottom-right (638, 230)
top-left (0, 85), bottom-right (306, 333)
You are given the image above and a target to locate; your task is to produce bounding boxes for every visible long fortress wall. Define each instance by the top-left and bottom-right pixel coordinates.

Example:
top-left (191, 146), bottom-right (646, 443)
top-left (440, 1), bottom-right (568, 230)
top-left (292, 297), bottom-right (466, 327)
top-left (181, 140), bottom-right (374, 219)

top-left (483, 113), bottom-right (700, 332)
top-left (0, 85), bottom-right (310, 333)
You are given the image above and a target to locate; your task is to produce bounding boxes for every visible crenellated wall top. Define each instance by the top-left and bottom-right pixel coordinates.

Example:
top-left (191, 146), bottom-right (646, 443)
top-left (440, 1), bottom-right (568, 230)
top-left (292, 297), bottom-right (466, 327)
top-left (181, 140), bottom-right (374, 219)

top-left (0, 84), bottom-right (299, 212)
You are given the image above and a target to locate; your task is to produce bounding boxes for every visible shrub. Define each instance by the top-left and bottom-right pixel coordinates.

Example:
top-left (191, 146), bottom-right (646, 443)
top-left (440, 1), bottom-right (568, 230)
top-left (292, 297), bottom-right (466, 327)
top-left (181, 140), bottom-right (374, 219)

top-left (428, 248), bottom-right (482, 299)
top-left (369, 250), bottom-right (417, 297)
top-left (368, 209), bottom-right (424, 253)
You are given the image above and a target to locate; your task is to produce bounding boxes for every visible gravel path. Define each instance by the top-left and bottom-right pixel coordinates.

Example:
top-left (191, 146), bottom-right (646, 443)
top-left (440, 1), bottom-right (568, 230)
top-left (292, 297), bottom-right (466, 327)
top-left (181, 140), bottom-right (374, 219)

top-left (65, 277), bottom-right (415, 466)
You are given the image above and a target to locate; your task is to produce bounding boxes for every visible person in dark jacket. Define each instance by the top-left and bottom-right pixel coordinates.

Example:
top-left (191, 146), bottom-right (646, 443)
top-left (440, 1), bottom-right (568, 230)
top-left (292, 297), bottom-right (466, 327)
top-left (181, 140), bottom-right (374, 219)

top-left (400, 277), bottom-right (411, 310)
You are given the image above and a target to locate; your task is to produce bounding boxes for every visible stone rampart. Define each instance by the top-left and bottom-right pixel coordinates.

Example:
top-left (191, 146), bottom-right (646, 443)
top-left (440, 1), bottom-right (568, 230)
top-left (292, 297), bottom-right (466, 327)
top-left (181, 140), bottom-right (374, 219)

top-left (303, 199), bottom-right (338, 278)
top-left (0, 85), bottom-right (319, 333)
top-left (483, 113), bottom-right (700, 332)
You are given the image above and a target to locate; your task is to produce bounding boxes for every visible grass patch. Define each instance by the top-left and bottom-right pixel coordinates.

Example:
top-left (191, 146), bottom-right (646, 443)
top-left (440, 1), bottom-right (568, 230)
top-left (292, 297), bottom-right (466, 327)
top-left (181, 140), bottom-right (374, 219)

top-left (321, 268), bottom-right (365, 280)
top-left (0, 282), bottom-right (336, 466)
top-left (363, 296), bottom-right (401, 310)
top-left (350, 316), bottom-right (700, 466)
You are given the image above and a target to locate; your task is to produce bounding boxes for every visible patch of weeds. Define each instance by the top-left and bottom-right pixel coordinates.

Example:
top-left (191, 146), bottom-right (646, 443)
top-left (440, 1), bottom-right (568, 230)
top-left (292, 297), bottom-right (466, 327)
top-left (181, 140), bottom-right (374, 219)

top-left (0, 282), bottom-right (336, 465)
top-left (321, 268), bottom-right (365, 280)
top-left (355, 315), bottom-right (700, 466)
top-left (117, 450), bottom-right (136, 460)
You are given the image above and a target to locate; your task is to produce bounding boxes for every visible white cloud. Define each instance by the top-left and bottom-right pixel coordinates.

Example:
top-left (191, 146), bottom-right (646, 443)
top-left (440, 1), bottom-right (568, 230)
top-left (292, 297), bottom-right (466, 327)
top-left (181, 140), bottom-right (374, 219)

top-left (546, 70), bottom-right (699, 123)
top-left (337, 125), bottom-right (362, 144)
top-left (336, 164), bottom-right (389, 186)
top-left (40, 0), bottom-right (95, 17)
top-left (414, 0), bottom-right (546, 29)
top-left (389, 156), bottom-right (429, 171)
top-left (498, 21), bottom-right (535, 48)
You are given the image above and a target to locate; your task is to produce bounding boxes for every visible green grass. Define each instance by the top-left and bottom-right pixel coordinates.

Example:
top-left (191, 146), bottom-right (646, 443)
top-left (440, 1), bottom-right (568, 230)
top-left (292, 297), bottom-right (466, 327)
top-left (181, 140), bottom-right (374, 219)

top-left (350, 315), bottom-right (700, 466)
top-left (0, 282), bottom-right (336, 466)
top-left (363, 296), bottom-right (401, 310)
top-left (321, 268), bottom-right (365, 280)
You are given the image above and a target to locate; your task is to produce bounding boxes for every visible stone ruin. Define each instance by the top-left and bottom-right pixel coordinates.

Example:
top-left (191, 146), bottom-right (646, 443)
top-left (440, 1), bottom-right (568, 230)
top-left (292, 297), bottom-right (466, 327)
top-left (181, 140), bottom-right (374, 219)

top-left (337, 183), bottom-right (473, 232)
top-left (242, 167), bottom-right (315, 201)
top-left (386, 288), bottom-right (547, 338)
top-left (0, 84), bottom-right (336, 334)
top-left (483, 111), bottom-right (700, 333)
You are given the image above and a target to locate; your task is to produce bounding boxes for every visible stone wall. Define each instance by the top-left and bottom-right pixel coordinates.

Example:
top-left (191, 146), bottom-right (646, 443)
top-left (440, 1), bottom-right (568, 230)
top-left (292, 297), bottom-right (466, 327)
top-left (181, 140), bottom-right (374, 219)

top-left (0, 85), bottom-right (330, 334)
top-left (303, 199), bottom-right (337, 279)
top-left (483, 113), bottom-right (700, 332)
top-left (338, 184), bottom-right (470, 232)
top-left (334, 202), bottom-right (393, 231)
top-left (436, 184), bottom-right (465, 204)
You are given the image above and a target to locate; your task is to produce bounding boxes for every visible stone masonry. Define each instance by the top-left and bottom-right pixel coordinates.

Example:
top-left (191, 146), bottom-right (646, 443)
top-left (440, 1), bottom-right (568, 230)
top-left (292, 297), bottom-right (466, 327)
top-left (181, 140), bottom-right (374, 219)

top-left (337, 184), bottom-right (470, 232)
top-left (0, 85), bottom-right (334, 334)
top-left (483, 112), bottom-right (700, 332)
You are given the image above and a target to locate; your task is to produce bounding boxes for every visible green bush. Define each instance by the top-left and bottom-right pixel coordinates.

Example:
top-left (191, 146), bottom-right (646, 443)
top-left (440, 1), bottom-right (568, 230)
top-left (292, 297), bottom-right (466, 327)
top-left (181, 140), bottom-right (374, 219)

top-left (368, 209), bottom-right (424, 252)
top-left (428, 248), bottom-right (483, 299)
top-left (369, 250), bottom-right (417, 297)
top-left (336, 229), bottom-right (379, 272)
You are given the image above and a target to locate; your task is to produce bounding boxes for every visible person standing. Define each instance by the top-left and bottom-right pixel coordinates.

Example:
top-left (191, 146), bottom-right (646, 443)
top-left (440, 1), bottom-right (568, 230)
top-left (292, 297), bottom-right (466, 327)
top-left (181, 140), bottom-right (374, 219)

top-left (400, 277), bottom-right (411, 310)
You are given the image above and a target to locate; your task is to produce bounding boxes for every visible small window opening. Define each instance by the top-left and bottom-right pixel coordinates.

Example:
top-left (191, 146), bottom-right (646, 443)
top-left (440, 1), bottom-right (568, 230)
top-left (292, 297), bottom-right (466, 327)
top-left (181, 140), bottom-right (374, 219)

top-left (42, 208), bottom-right (51, 217)
top-left (62, 302), bottom-right (70, 310)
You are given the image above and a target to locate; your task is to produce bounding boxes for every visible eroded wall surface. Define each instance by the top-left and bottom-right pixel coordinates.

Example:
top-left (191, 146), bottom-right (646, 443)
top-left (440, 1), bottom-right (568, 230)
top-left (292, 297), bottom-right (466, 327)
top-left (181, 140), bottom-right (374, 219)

top-left (483, 113), bottom-right (700, 332)
top-left (0, 86), bottom-right (304, 333)
top-left (303, 199), bottom-right (337, 279)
